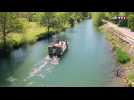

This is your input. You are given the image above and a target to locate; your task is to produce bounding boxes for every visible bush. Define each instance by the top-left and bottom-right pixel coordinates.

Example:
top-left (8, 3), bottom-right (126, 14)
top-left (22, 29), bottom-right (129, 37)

top-left (128, 15), bottom-right (134, 31)
top-left (116, 48), bottom-right (130, 64)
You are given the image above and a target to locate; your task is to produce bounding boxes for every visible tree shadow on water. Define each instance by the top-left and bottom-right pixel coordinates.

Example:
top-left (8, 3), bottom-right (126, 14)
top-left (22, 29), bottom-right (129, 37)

top-left (93, 25), bottom-right (101, 32)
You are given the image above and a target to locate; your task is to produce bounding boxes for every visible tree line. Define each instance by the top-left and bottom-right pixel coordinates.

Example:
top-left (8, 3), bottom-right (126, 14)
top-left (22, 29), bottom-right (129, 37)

top-left (91, 12), bottom-right (134, 31)
top-left (0, 12), bottom-right (90, 54)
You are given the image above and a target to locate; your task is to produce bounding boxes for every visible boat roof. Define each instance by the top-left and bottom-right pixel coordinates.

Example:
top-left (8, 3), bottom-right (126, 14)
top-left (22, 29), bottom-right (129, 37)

top-left (54, 45), bottom-right (63, 48)
top-left (48, 40), bottom-right (67, 48)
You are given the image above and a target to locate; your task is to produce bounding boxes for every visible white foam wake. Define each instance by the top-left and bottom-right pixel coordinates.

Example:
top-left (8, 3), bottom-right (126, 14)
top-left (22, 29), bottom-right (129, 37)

top-left (26, 55), bottom-right (59, 80)
top-left (29, 62), bottom-right (48, 78)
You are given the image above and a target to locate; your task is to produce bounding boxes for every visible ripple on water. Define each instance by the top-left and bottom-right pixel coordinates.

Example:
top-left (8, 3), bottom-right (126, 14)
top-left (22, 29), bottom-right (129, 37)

top-left (38, 74), bottom-right (46, 79)
top-left (7, 76), bottom-right (17, 82)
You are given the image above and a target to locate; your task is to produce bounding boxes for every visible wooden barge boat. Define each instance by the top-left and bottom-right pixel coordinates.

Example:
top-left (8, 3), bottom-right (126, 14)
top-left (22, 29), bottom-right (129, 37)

top-left (48, 40), bottom-right (68, 58)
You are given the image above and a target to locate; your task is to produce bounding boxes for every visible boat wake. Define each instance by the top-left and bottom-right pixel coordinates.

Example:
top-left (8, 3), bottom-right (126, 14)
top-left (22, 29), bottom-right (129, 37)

top-left (26, 55), bottom-right (60, 79)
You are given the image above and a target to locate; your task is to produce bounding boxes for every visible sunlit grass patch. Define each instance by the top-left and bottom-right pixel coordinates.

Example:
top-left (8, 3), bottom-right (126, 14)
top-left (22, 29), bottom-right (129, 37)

top-left (128, 72), bottom-right (134, 82)
top-left (8, 33), bottom-right (24, 48)
top-left (25, 22), bottom-right (47, 43)
top-left (7, 22), bottom-right (48, 46)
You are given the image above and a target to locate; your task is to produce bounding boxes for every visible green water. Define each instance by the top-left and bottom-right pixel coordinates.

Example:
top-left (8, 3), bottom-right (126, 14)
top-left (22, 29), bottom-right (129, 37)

top-left (0, 20), bottom-right (117, 87)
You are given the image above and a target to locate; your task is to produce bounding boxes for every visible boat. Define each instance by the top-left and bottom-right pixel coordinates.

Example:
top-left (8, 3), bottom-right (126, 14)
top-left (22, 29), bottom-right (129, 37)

top-left (48, 40), bottom-right (68, 58)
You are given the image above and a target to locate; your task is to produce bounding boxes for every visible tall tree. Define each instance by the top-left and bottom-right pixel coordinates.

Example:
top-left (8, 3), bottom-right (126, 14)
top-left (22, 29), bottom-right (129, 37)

top-left (65, 12), bottom-right (79, 27)
top-left (0, 12), bottom-right (23, 50)
top-left (40, 12), bottom-right (55, 33)
top-left (91, 12), bottom-right (105, 27)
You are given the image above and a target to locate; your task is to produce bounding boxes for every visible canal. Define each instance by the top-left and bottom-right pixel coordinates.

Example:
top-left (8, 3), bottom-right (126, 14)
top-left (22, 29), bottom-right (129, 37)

top-left (0, 20), bottom-right (117, 87)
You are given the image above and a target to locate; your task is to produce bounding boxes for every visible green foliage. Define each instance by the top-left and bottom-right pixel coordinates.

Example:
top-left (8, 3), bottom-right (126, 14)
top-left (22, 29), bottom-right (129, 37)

top-left (81, 12), bottom-right (89, 18)
top-left (0, 12), bottom-right (23, 49)
top-left (128, 71), bottom-right (134, 82)
top-left (53, 12), bottom-right (70, 32)
top-left (24, 22), bottom-right (47, 43)
top-left (118, 12), bottom-right (127, 16)
top-left (0, 12), bottom-right (90, 52)
top-left (92, 12), bottom-right (106, 27)
top-left (16, 12), bottom-right (35, 22)
top-left (128, 14), bottom-right (134, 31)
top-left (8, 22), bottom-right (48, 47)
top-left (115, 48), bottom-right (130, 64)
top-left (32, 12), bottom-right (44, 22)
top-left (40, 12), bottom-right (87, 33)
top-left (128, 74), bottom-right (134, 81)
top-left (0, 13), bottom-right (23, 33)
top-left (40, 12), bottom-right (56, 32)
top-left (91, 12), bottom-right (134, 29)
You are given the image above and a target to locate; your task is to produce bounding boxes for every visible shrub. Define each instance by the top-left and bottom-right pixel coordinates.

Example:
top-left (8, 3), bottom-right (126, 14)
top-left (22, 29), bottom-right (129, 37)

top-left (116, 48), bottom-right (130, 64)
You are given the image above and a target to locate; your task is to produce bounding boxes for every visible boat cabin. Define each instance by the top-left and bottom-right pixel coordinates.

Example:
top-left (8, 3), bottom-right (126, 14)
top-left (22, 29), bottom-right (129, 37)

top-left (48, 40), bottom-right (68, 58)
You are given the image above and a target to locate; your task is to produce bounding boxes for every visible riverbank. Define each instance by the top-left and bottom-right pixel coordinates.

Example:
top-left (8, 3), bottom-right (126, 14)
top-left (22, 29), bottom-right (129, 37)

top-left (0, 22), bottom-right (47, 49)
top-left (0, 20), bottom-right (72, 56)
top-left (100, 21), bottom-right (134, 87)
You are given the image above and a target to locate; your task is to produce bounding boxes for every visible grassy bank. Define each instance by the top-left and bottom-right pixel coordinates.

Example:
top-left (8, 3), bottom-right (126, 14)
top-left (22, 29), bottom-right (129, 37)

top-left (6, 22), bottom-right (48, 48)
top-left (100, 24), bottom-right (134, 86)
top-left (0, 20), bottom-right (71, 50)
top-left (100, 25), bottom-right (133, 66)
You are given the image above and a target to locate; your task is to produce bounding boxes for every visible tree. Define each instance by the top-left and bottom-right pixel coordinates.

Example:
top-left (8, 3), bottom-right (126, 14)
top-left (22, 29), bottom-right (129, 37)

top-left (32, 12), bottom-right (44, 22)
top-left (25, 12), bottom-right (35, 22)
top-left (0, 12), bottom-right (23, 50)
top-left (53, 12), bottom-right (72, 32)
top-left (40, 12), bottom-right (89, 33)
top-left (81, 12), bottom-right (89, 19)
top-left (91, 12), bottom-right (105, 27)
top-left (16, 12), bottom-right (35, 22)
top-left (65, 12), bottom-right (81, 27)
top-left (128, 14), bottom-right (134, 31)
top-left (40, 12), bottom-right (56, 33)
top-left (125, 12), bottom-right (134, 16)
